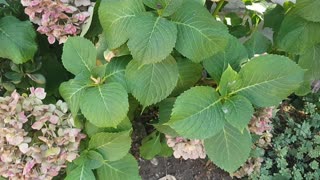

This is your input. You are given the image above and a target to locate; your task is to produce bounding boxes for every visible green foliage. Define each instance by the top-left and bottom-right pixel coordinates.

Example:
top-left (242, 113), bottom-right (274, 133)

top-left (0, 16), bottom-right (37, 64)
top-left (205, 123), bottom-right (252, 173)
top-left (250, 94), bottom-right (320, 179)
top-left (127, 14), bottom-right (177, 64)
top-left (125, 56), bottom-right (178, 108)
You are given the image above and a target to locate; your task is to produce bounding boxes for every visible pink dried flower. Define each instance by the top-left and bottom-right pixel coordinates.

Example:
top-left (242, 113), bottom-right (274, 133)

top-left (166, 135), bottom-right (206, 160)
top-left (21, 0), bottom-right (94, 44)
top-left (0, 88), bottom-right (86, 180)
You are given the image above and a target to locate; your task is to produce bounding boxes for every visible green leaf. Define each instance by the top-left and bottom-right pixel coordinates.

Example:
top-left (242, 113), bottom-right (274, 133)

top-left (0, 16), bottom-right (37, 64)
top-left (89, 131), bottom-right (132, 161)
top-left (218, 65), bottom-right (239, 97)
top-left (140, 132), bottom-right (162, 160)
top-left (62, 37), bottom-right (96, 75)
top-left (204, 123), bottom-right (252, 173)
top-left (299, 44), bottom-right (320, 82)
top-left (264, 4), bottom-right (285, 32)
top-left (74, 150), bottom-right (104, 170)
top-left (127, 14), bottom-right (177, 64)
top-left (244, 31), bottom-right (272, 58)
top-left (158, 139), bottom-right (173, 157)
top-left (125, 56), bottom-right (178, 108)
top-left (143, 0), bottom-right (183, 17)
top-left (0, 0), bottom-right (8, 5)
top-left (171, 1), bottom-right (229, 62)
top-left (167, 86), bottom-right (225, 139)
top-left (98, 0), bottom-right (145, 49)
top-left (276, 14), bottom-right (320, 54)
top-left (105, 56), bottom-right (131, 91)
top-left (65, 164), bottom-right (95, 180)
top-left (295, 0), bottom-right (320, 22)
top-left (153, 98), bottom-right (179, 137)
top-left (80, 83), bottom-right (129, 127)
top-left (27, 73), bottom-right (46, 84)
top-left (59, 78), bottom-right (88, 117)
top-left (171, 58), bottom-right (203, 96)
top-left (222, 95), bottom-right (254, 131)
top-left (231, 55), bottom-right (304, 107)
top-left (96, 154), bottom-right (141, 180)
top-left (80, 6), bottom-right (95, 37)
top-left (203, 36), bottom-right (248, 82)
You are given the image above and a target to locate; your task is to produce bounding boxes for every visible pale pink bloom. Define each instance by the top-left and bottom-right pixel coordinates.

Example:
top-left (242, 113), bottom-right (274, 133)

top-left (48, 35), bottom-right (56, 44)
top-left (30, 87), bottom-right (46, 100)
top-left (49, 115), bottom-right (59, 124)
top-left (74, 0), bottom-right (91, 7)
top-left (19, 143), bottom-right (29, 154)
top-left (73, 12), bottom-right (90, 21)
top-left (22, 160), bottom-right (36, 175)
top-left (31, 117), bottom-right (48, 130)
top-left (64, 24), bottom-right (77, 34)
top-left (19, 112), bottom-right (28, 123)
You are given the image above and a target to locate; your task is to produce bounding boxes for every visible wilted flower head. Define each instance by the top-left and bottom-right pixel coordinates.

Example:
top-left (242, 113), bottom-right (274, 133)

top-left (166, 135), bottom-right (206, 160)
top-left (21, 0), bottom-right (94, 44)
top-left (0, 88), bottom-right (86, 180)
top-left (249, 107), bottom-right (274, 135)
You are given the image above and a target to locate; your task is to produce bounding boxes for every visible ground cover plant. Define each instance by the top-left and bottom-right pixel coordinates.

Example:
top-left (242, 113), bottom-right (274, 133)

top-left (0, 0), bottom-right (319, 179)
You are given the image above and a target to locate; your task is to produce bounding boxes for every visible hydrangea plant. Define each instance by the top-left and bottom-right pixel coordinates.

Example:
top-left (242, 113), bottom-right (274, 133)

top-left (0, 88), bottom-right (85, 179)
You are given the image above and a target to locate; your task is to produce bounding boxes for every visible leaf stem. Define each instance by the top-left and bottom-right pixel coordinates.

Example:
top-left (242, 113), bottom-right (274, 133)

top-left (212, 0), bottom-right (225, 17)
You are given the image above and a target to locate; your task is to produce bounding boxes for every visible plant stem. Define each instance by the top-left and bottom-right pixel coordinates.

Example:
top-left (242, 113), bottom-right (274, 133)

top-left (212, 0), bottom-right (225, 17)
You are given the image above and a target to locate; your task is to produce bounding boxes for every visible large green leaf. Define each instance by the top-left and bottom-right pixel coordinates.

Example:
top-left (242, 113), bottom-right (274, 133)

top-left (171, 58), bottom-right (203, 96)
top-left (171, 1), bottom-right (229, 62)
top-left (74, 150), bottom-right (105, 170)
top-left (0, 16), bottom-right (37, 64)
top-left (276, 14), bottom-right (320, 54)
top-left (125, 56), bottom-right (178, 108)
top-left (65, 164), bottom-right (95, 180)
top-left (203, 36), bottom-right (248, 82)
top-left (222, 95), bottom-right (254, 131)
top-left (204, 123), bottom-right (252, 173)
top-left (127, 14), bottom-right (177, 64)
top-left (244, 31), bottom-right (271, 58)
top-left (105, 56), bottom-right (131, 91)
top-left (295, 0), bottom-right (320, 22)
top-left (167, 86), bottom-right (225, 139)
top-left (140, 132), bottom-right (161, 160)
top-left (62, 37), bottom-right (96, 75)
top-left (80, 83), bottom-right (129, 127)
top-left (96, 154), bottom-right (141, 180)
top-left (98, 0), bottom-right (145, 49)
top-left (85, 117), bottom-right (132, 137)
top-left (231, 55), bottom-right (304, 107)
top-left (59, 78), bottom-right (88, 117)
top-left (143, 0), bottom-right (183, 17)
top-left (218, 65), bottom-right (239, 97)
top-left (0, 0), bottom-right (8, 5)
top-left (299, 44), bottom-right (320, 83)
top-left (89, 131), bottom-right (131, 161)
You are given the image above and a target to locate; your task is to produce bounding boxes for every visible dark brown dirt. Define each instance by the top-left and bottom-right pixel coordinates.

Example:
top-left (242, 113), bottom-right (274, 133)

top-left (131, 108), bottom-right (232, 180)
top-left (138, 157), bottom-right (232, 180)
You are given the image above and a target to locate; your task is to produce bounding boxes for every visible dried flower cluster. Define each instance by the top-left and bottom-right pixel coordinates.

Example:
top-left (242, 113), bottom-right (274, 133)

top-left (249, 107), bottom-right (274, 135)
top-left (0, 88), bottom-right (86, 180)
top-left (166, 135), bottom-right (206, 160)
top-left (21, 0), bottom-right (94, 44)
top-left (233, 157), bottom-right (264, 178)
top-left (233, 107), bottom-right (275, 178)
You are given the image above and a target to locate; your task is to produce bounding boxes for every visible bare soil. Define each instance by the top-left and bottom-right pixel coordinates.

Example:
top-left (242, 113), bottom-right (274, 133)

top-left (139, 157), bottom-right (232, 180)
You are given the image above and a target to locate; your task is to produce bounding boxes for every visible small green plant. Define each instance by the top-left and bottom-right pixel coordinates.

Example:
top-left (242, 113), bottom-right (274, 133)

top-left (248, 93), bottom-right (320, 180)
